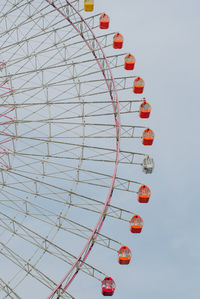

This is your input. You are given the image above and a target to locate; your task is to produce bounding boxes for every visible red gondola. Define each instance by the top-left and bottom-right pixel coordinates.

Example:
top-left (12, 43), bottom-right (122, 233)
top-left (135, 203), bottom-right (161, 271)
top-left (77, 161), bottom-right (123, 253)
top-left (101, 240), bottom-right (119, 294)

top-left (124, 54), bottom-right (135, 70)
top-left (118, 246), bottom-right (132, 265)
top-left (102, 277), bottom-right (116, 296)
top-left (142, 128), bottom-right (154, 146)
top-left (133, 77), bottom-right (144, 94)
top-left (113, 33), bottom-right (124, 49)
top-left (138, 185), bottom-right (151, 203)
top-left (100, 14), bottom-right (110, 29)
top-left (130, 215), bottom-right (144, 233)
top-left (139, 99), bottom-right (151, 118)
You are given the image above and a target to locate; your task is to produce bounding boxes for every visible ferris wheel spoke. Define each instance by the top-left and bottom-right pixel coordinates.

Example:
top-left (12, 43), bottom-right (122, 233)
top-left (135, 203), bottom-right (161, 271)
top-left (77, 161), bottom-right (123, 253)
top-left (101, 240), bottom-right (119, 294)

top-left (0, 98), bottom-right (142, 108)
top-left (2, 193), bottom-right (122, 253)
top-left (8, 152), bottom-right (143, 168)
top-left (0, 187), bottom-right (122, 253)
top-left (54, 215), bottom-right (123, 252)
top-left (54, 174), bottom-right (139, 193)
top-left (0, 17), bottom-right (113, 61)
top-left (2, 168), bottom-right (112, 208)
top-left (0, 21), bottom-right (102, 95)
top-left (8, 122), bottom-right (144, 139)
top-left (0, 242), bottom-right (75, 299)
top-left (0, 52), bottom-right (126, 83)
top-left (118, 99), bottom-right (140, 115)
top-left (56, 164), bottom-right (142, 191)
top-left (5, 61), bottom-right (123, 92)
top-left (42, 108), bottom-right (137, 120)
top-left (0, 277), bottom-right (21, 299)
top-left (0, 211), bottom-right (108, 284)
top-left (11, 99), bottom-right (140, 122)
top-left (1, 156), bottom-right (142, 198)
top-left (9, 51), bottom-right (125, 86)
top-left (6, 151), bottom-right (144, 167)
top-left (27, 75), bottom-right (133, 103)
top-left (63, 202), bottom-right (134, 223)
top-left (3, 75), bottom-right (133, 110)
top-left (8, 53), bottom-right (124, 97)
top-left (6, 137), bottom-right (145, 164)
top-left (0, 172), bottom-right (134, 223)
top-left (0, 242), bottom-right (58, 290)
top-left (5, 38), bottom-right (113, 84)
top-left (3, 34), bottom-right (112, 81)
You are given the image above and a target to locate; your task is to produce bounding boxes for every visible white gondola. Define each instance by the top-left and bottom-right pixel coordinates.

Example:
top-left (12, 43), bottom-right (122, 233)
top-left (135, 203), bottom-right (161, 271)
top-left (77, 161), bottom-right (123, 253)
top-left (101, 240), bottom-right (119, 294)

top-left (142, 155), bottom-right (155, 174)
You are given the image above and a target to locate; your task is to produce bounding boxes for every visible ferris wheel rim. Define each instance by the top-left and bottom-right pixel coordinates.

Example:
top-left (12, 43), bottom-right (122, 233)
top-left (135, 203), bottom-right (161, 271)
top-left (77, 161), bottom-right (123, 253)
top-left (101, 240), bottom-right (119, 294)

top-left (45, 0), bottom-right (121, 297)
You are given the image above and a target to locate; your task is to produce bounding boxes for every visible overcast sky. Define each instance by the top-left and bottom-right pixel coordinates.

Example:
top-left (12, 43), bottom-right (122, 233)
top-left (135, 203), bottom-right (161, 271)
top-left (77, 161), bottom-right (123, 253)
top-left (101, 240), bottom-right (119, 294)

top-left (71, 0), bottom-right (200, 298)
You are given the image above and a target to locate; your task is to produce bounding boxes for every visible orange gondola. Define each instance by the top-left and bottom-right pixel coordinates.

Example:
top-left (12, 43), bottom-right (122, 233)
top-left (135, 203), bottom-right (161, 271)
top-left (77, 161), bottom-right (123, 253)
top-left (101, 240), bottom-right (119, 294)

top-left (124, 54), bottom-right (135, 70)
top-left (102, 277), bottom-right (116, 296)
top-left (138, 185), bottom-right (151, 203)
top-left (100, 13), bottom-right (110, 29)
top-left (113, 33), bottom-right (124, 49)
top-left (130, 215), bottom-right (144, 233)
top-left (142, 128), bottom-right (154, 146)
top-left (133, 77), bottom-right (144, 94)
top-left (118, 246), bottom-right (132, 265)
top-left (139, 99), bottom-right (151, 118)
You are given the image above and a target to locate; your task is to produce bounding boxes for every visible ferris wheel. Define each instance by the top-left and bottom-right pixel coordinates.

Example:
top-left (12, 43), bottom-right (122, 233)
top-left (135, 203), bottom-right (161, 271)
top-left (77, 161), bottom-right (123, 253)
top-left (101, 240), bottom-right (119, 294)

top-left (0, 0), bottom-right (155, 298)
